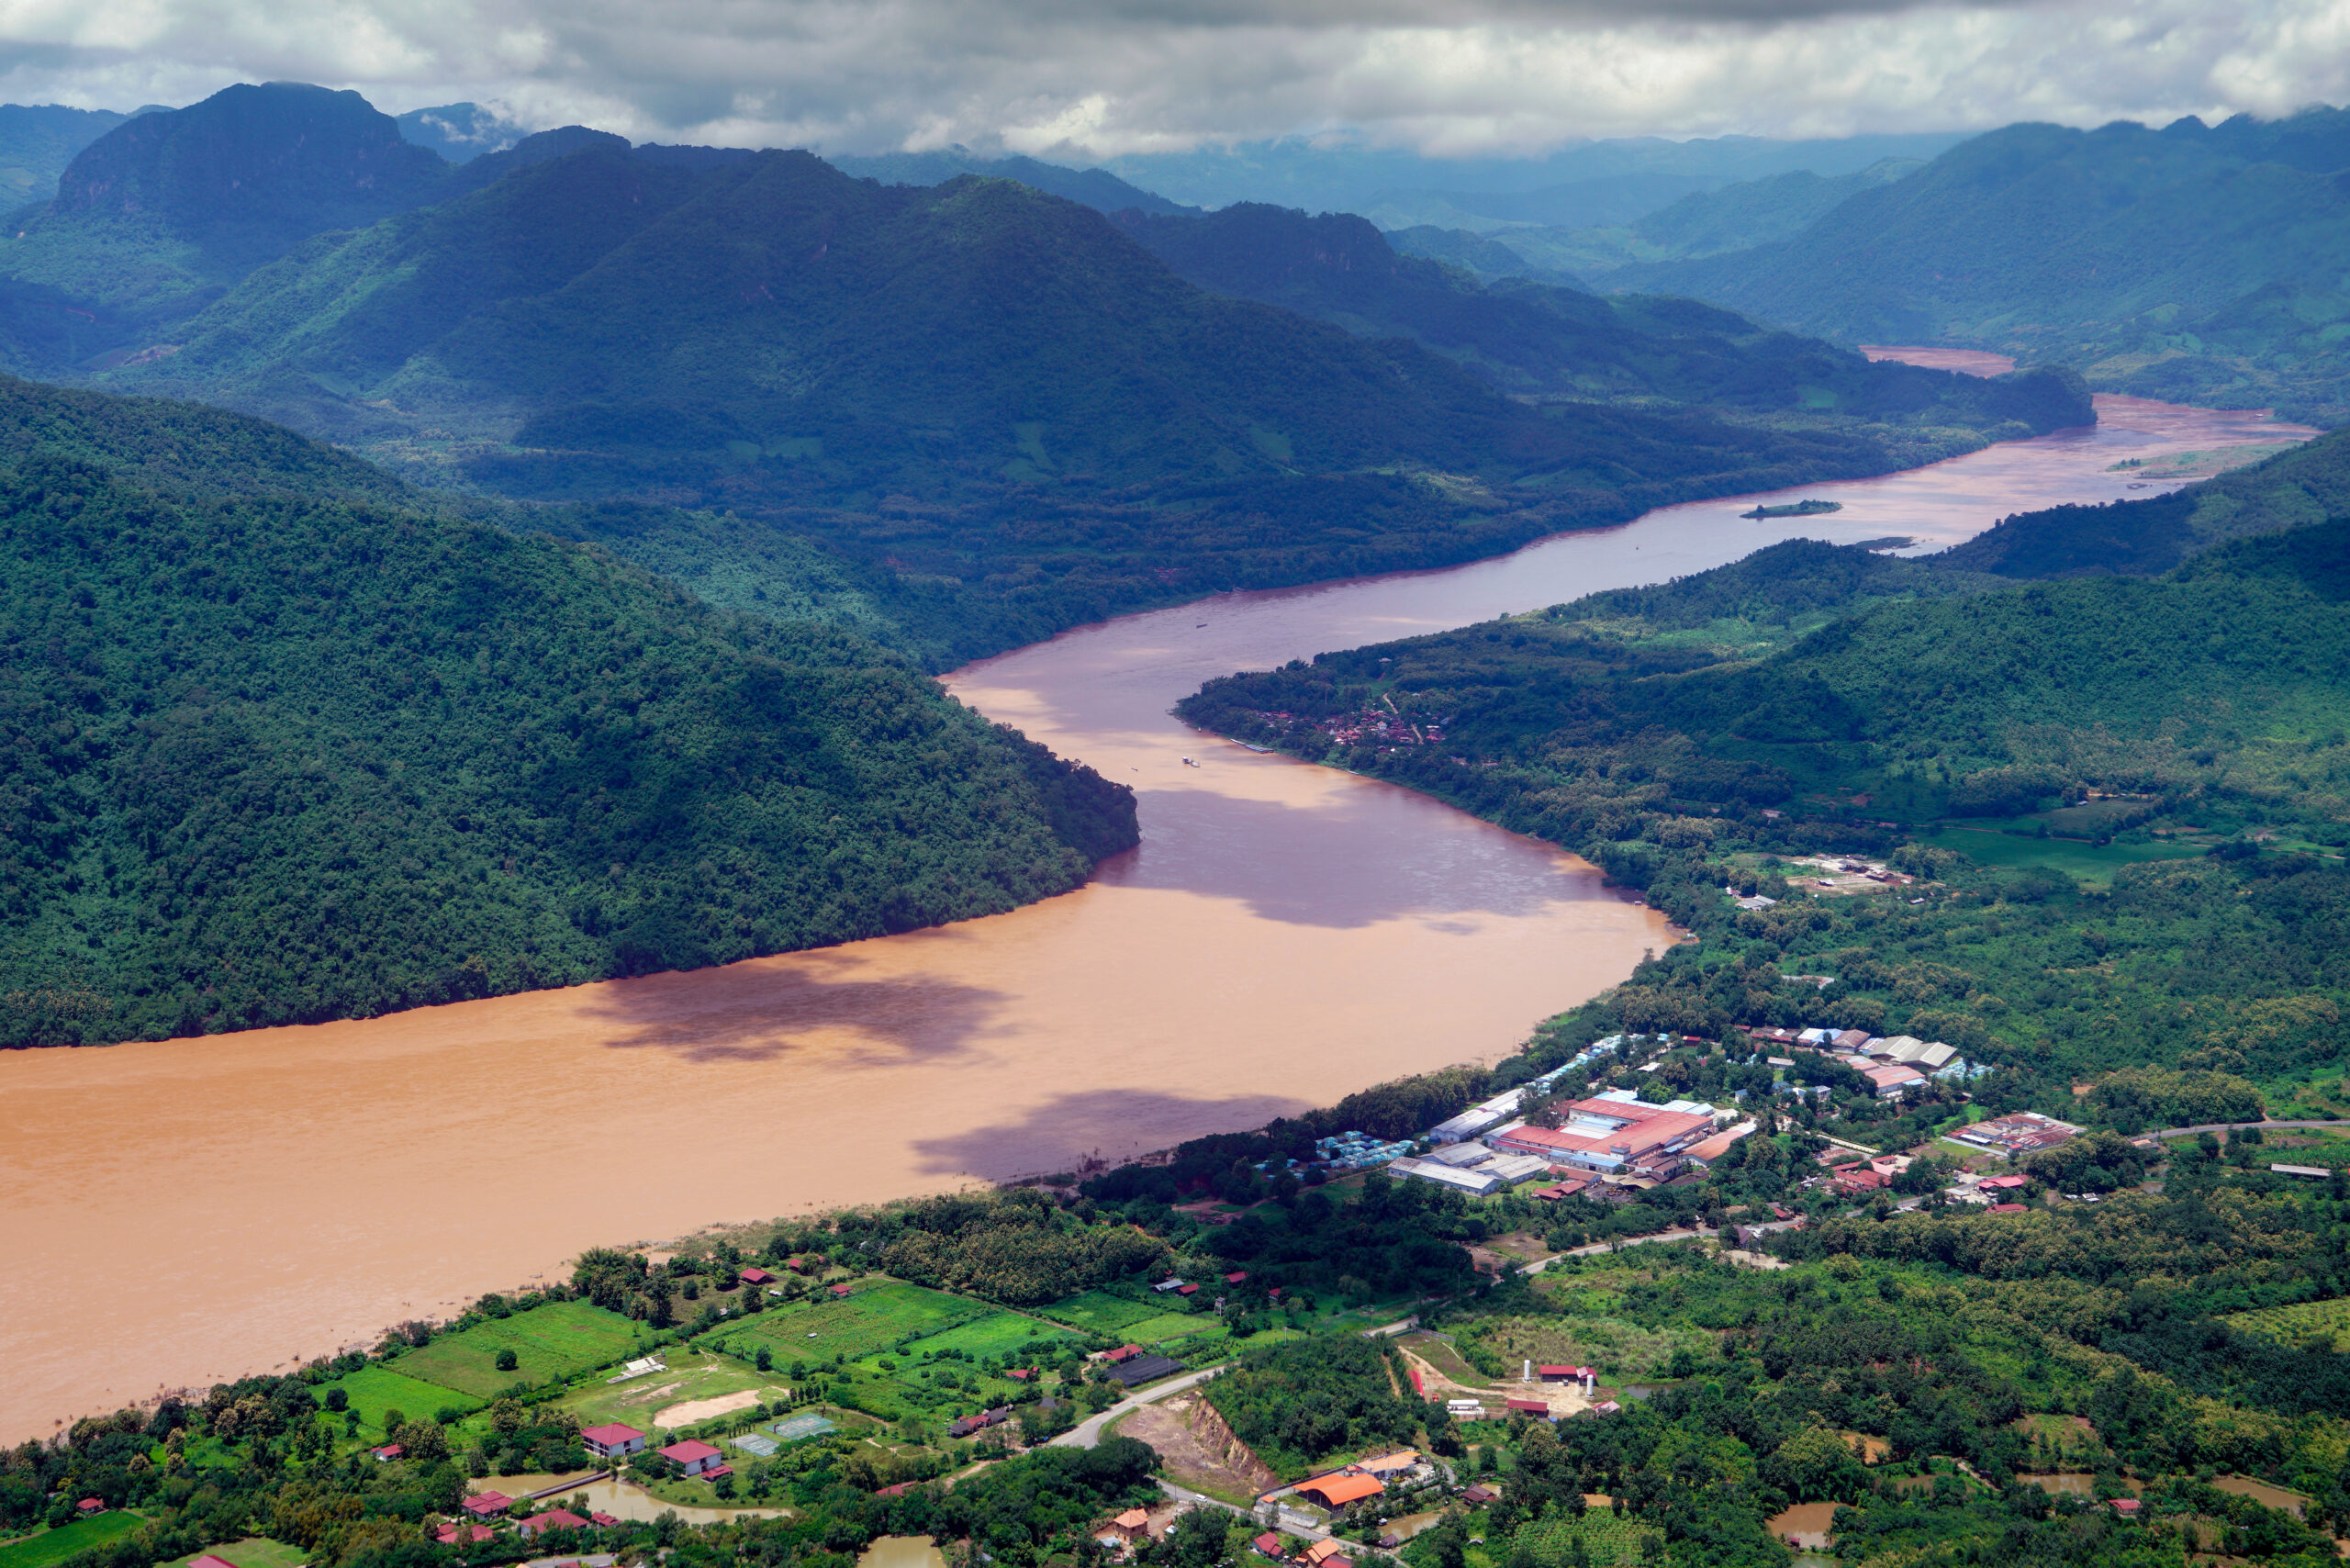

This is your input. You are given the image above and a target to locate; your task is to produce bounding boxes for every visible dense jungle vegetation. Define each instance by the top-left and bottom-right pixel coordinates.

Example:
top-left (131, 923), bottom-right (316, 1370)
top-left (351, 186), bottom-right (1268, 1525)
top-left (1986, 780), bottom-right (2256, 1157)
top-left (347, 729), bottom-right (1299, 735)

top-left (0, 375), bottom-right (1135, 1047)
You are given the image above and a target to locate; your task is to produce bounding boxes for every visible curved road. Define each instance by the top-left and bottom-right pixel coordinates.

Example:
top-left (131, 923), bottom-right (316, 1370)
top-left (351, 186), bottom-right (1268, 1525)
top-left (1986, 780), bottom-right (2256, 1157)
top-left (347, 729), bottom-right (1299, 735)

top-left (1053, 1364), bottom-right (1228, 1450)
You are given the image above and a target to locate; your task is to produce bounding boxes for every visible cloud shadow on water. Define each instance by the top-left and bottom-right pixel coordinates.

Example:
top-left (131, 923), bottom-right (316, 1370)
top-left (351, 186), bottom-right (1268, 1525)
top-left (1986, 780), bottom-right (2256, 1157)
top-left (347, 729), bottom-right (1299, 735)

top-left (906, 1087), bottom-right (1318, 1183)
top-left (1106, 780), bottom-right (1614, 931)
top-left (576, 946), bottom-right (1011, 1066)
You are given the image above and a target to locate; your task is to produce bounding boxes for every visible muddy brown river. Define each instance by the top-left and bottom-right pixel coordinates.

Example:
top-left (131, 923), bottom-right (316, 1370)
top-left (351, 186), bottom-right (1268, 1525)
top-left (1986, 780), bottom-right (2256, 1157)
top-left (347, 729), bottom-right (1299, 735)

top-left (0, 362), bottom-right (2313, 1439)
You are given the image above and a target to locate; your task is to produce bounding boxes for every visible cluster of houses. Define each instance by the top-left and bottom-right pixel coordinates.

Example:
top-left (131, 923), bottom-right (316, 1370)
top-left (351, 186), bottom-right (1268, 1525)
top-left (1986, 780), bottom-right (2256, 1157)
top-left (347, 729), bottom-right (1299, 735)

top-left (442, 1486), bottom-right (625, 1545)
top-left (1744, 1025), bottom-right (1978, 1096)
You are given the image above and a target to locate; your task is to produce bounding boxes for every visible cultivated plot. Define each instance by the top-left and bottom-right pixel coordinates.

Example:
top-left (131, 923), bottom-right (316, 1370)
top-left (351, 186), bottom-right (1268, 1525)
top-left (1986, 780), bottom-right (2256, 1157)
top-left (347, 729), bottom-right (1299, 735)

top-left (393, 1302), bottom-right (646, 1398)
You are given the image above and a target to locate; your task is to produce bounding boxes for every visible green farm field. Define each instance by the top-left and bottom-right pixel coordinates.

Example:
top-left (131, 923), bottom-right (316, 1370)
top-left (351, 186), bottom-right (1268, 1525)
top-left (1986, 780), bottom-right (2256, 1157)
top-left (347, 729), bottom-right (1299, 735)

top-left (0, 1515), bottom-right (145, 1568)
top-left (1036, 1292), bottom-right (1164, 1334)
top-left (2222, 1297), bottom-right (2350, 1352)
top-left (327, 1363), bottom-right (484, 1436)
top-left (393, 1301), bottom-right (646, 1399)
top-left (1919, 823), bottom-right (2206, 886)
top-left (900, 1310), bottom-right (1076, 1361)
top-left (1485, 1506), bottom-right (1654, 1568)
top-left (1115, 1313), bottom-right (1216, 1346)
top-left (727, 1282), bottom-right (987, 1362)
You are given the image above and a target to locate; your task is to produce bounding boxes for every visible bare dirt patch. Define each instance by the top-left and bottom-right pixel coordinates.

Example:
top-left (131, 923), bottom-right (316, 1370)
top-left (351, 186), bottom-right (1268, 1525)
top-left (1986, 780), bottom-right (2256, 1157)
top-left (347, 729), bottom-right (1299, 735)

top-left (1123, 1395), bottom-right (1279, 1500)
top-left (654, 1389), bottom-right (762, 1428)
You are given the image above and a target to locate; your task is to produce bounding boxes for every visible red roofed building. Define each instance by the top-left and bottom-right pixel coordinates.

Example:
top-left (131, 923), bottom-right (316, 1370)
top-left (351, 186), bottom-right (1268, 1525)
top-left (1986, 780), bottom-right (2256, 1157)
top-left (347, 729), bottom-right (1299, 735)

top-left (1225, 1271), bottom-right (1248, 1284)
top-left (580, 1422), bottom-right (646, 1459)
top-left (2109, 1498), bottom-right (2142, 1516)
top-left (1176, 1282), bottom-right (1199, 1296)
top-left (1104, 1344), bottom-right (1142, 1362)
top-left (370, 1444), bottom-right (403, 1462)
top-left (1252, 1532), bottom-right (1284, 1558)
top-left (463, 1492), bottom-right (512, 1519)
top-left (517, 1508), bottom-right (592, 1537)
top-left (829, 1282), bottom-right (854, 1298)
top-left (740, 1266), bottom-right (777, 1287)
top-left (433, 1524), bottom-right (496, 1546)
top-left (590, 1512), bottom-right (621, 1528)
top-left (1490, 1099), bottom-right (1717, 1175)
top-left (1505, 1398), bottom-right (1550, 1417)
top-left (661, 1439), bottom-right (727, 1477)
top-left (75, 1499), bottom-right (104, 1517)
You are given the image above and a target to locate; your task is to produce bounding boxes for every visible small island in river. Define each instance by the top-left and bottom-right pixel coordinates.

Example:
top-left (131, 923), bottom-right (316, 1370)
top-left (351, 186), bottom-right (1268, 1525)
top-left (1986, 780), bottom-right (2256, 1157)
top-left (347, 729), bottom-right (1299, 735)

top-left (1741, 498), bottom-right (1844, 519)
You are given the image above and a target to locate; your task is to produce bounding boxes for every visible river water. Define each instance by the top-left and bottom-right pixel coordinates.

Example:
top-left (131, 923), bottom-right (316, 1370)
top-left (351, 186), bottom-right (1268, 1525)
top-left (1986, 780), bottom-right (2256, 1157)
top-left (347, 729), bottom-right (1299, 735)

top-left (0, 366), bottom-right (2312, 1442)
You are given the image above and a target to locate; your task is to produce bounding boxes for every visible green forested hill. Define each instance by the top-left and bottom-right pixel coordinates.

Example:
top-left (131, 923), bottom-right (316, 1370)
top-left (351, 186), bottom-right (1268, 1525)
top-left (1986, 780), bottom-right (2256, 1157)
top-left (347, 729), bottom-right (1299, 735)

top-left (1183, 521), bottom-right (2350, 842)
top-left (0, 376), bottom-right (1136, 1047)
top-left (1615, 108), bottom-right (2350, 423)
top-left (1111, 201), bottom-right (2087, 428)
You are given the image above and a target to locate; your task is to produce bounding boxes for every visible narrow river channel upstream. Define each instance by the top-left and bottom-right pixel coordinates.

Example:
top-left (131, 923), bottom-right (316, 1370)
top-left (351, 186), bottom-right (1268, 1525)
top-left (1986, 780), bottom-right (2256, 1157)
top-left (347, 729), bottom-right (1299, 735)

top-left (0, 358), bottom-right (2312, 1439)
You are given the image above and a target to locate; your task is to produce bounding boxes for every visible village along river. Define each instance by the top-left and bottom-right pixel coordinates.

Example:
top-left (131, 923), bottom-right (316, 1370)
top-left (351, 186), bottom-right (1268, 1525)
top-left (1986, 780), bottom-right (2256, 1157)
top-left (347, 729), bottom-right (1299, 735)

top-left (0, 356), bottom-right (2314, 1439)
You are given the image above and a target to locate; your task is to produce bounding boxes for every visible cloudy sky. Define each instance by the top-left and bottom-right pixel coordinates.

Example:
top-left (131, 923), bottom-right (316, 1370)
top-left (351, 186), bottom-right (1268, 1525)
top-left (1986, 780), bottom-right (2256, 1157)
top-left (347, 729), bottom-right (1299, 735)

top-left (0, 0), bottom-right (2344, 157)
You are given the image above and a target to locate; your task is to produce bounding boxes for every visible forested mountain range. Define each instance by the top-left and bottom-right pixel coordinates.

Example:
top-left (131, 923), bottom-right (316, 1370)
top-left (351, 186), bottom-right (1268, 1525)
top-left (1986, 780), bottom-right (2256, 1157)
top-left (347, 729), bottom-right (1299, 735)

top-left (1606, 107), bottom-right (2350, 424)
top-left (0, 82), bottom-right (2089, 666)
top-left (0, 375), bottom-right (1136, 1047)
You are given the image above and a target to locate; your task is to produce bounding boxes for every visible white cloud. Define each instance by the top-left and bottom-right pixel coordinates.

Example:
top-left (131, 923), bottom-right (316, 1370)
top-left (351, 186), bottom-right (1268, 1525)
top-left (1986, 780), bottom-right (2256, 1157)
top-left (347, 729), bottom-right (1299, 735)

top-left (0, 0), bottom-right (2341, 155)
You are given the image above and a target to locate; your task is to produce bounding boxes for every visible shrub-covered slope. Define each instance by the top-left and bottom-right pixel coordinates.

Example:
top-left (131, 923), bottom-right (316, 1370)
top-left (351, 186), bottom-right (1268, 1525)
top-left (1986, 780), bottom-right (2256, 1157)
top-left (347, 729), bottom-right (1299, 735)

top-left (0, 377), bottom-right (1136, 1047)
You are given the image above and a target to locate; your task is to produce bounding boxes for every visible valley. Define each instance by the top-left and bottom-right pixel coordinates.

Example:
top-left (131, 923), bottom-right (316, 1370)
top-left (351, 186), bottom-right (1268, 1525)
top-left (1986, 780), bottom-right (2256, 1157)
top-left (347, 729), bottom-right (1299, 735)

top-left (0, 372), bottom-right (2297, 1445)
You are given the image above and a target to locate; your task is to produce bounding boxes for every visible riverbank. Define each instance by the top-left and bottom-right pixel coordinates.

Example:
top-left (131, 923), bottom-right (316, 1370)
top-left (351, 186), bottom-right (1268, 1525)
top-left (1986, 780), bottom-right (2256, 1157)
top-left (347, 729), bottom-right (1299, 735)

top-left (0, 376), bottom-right (2311, 1445)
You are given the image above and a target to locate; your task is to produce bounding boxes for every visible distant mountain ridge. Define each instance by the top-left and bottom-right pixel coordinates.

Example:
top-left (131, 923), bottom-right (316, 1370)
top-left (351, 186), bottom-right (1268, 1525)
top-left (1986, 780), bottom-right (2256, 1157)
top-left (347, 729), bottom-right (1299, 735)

top-left (822, 147), bottom-right (1194, 216)
top-left (1110, 202), bottom-right (2087, 430)
top-left (1610, 107), bottom-right (2350, 424)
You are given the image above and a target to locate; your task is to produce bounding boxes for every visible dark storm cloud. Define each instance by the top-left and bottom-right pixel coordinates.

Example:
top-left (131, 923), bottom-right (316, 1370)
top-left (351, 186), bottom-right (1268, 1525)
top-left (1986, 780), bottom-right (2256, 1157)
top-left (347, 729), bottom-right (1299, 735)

top-left (0, 0), bottom-right (2339, 156)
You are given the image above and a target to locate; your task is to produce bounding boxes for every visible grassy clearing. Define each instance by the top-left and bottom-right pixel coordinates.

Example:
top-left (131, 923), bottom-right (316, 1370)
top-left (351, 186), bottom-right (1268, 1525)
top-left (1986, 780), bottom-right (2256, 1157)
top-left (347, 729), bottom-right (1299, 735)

top-left (556, 1355), bottom-right (790, 1432)
top-left (326, 1364), bottom-right (484, 1437)
top-left (160, 1540), bottom-right (308, 1568)
top-left (1036, 1292), bottom-right (1164, 1334)
top-left (2222, 1297), bottom-right (2350, 1352)
top-left (0, 1515), bottom-right (145, 1568)
top-left (1113, 1312), bottom-right (1212, 1346)
top-left (1920, 823), bottom-right (2204, 886)
top-left (727, 1282), bottom-right (989, 1362)
top-left (899, 1310), bottom-right (1076, 1361)
top-left (1464, 1314), bottom-right (1716, 1382)
top-left (393, 1301), bottom-right (647, 1399)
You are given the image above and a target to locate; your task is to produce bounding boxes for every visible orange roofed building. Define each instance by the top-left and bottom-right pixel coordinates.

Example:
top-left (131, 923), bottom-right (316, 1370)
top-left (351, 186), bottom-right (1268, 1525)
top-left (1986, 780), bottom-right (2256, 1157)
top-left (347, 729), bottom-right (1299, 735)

top-left (1297, 1473), bottom-right (1385, 1509)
